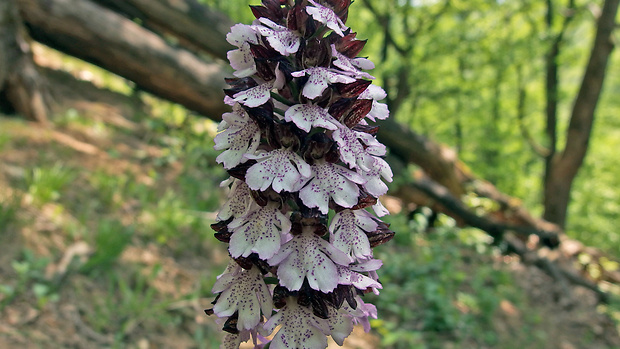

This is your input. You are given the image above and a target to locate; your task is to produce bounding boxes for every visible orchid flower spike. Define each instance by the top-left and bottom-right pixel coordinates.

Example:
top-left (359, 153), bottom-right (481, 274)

top-left (207, 0), bottom-right (395, 347)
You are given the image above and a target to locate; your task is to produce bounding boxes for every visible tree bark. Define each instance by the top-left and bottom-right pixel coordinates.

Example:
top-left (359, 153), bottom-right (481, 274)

top-left (543, 0), bottom-right (619, 228)
top-left (91, 0), bottom-right (233, 61)
top-left (0, 0), bottom-right (49, 123)
top-left (17, 0), bottom-right (230, 120)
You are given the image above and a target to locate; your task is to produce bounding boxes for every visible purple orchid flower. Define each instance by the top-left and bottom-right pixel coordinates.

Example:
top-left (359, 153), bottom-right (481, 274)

top-left (207, 0), bottom-right (395, 347)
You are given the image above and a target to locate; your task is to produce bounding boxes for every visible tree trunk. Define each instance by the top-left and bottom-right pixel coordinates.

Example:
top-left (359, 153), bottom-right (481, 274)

top-left (17, 0), bottom-right (231, 120)
top-left (0, 0), bottom-right (49, 123)
top-left (543, 0), bottom-right (619, 228)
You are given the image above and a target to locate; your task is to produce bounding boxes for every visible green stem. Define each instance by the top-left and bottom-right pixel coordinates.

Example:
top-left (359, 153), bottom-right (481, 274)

top-left (270, 92), bottom-right (294, 106)
top-left (274, 108), bottom-right (286, 117)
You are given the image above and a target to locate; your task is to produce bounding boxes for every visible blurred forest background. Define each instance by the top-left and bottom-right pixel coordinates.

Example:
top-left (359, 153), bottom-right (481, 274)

top-left (1, 0), bottom-right (620, 348)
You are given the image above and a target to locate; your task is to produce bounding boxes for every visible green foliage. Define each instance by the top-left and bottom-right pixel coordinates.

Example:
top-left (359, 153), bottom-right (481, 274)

top-left (1, 250), bottom-right (59, 310)
top-left (25, 163), bottom-right (76, 205)
top-left (88, 170), bottom-right (131, 210)
top-left (82, 266), bottom-right (173, 338)
top-left (370, 215), bottom-right (525, 348)
top-left (81, 220), bottom-right (133, 275)
top-left (0, 193), bottom-right (20, 229)
top-left (0, 132), bottom-right (11, 151)
top-left (142, 189), bottom-right (197, 244)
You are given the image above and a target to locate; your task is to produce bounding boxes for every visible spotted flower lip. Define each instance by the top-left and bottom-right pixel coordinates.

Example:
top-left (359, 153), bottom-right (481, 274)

top-left (269, 226), bottom-right (353, 293)
top-left (209, 0), bottom-right (394, 347)
top-left (228, 202), bottom-right (292, 260)
top-left (306, 0), bottom-right (349, 37)
top-left (263, 297), bottom-right (331, 349)
top-left (299, 160), bottom-right (365, 214)
top-left (329, 209), bottom-right (377, 260)
top-left (291, 67), bottom-right (356, 99)
top-left (254, 18), bottom-right (301, 55)
top-left (214, 108), bottom-right (261, 169)
top-left (244, 148), bottom-right (311, 193)
top-left (211, 265), bottom-right (273, 331)
top-left (284, 103), bottom-right (342, 132)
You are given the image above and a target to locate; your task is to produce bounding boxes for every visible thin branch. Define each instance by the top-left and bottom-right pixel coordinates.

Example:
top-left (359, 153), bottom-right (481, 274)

top-left (359, 0), bottom-right (409, 56)
top-left (515, 65), bottom-right (551, 157)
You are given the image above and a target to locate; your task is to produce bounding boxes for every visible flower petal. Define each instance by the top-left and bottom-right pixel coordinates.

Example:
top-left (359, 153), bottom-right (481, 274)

top-left (228, 43), bottom-right (257, 78)
top-left (217, 179), bottom-right (254, 221)
top-left (228, 203), bottom-right (292, 260)
top-left (233, 82), bottom-right (273, 107)
top-left (245, 148), bottom-right (312, 193)
top-left (359, 85), bottom-right (389, 121)
top-left (212, 266), bottom-right (273, 331)
top-left (333, 125), bottom-right (385, 171)
top-left (268, 227), bottom-right (353, 293)
top-left (263, 297), bottom-right (330, 349)
top-left (284, 104), bottom-right (341, 132)
top-left (329, 209), bottom-right (377, 260)
top-left (306, 0), bottom-right (348, 37)
top-left (227, 23), bottom-right (260, 47)
top-left (358, 157), bottom-right (393, 197)
top-left (336, 260), bottom-right (383, 290)
top-left (214, 109), bottom-right (261, 169)
top-left (292, 67), bottom-right (356, 99)
top-left (299, 161), bottom-right (365, 214)
top-left (255, 18), bottom-right (300, 55)
top-left (331, 44), bottom-right (374, 79)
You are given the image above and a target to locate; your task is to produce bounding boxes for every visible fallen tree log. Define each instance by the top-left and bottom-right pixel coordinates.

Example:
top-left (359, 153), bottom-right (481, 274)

top-left (410, 175), bottom-right (560, 247)
top-left (91, 0), bottom-right (233, 60)
top-left (0, 0), bottom-right (49, 123)
top-left (17, 0), bottom-right (230, 120)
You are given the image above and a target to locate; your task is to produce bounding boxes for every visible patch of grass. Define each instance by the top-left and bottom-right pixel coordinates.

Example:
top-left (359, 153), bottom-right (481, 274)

top-left (83, 266), bottom-right (175, 340)
top-left (369, 216), bottom-right (525, 349)
top-left (53, 108), bottom-right (83, 128)
top-left (25, 163), bottom-right (76, 205)
top-left (0, 132), bottom-right (11, 151)
top-left (88, 170), bottom-right (131, 210)
top-left (81, 220), bottom-right (133, 275)
top-left (141, 190), bottom-right (198, 245)
top-left (0, 193), bottom-right (21, 229)
top-left (0, 250), bottom-right (58, 310)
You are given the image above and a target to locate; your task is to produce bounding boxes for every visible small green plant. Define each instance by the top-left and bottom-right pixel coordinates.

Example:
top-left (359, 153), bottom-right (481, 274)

top-left (142, 190), bottom-right (196, 244)
top-left (53, 108), bottom-right (82, 128)
top-left (369, 215), bottom-right (518, 348)
top-left (84, 266), bottom-right (174, 340)
top-left (25, 163), bottom-right (76, 205)
top-left (0, 193), bottom-right (20, 229)
top-left (89, 170), bottom-right (130, 210)
top-left (81, 220), bottom-right (133, 275)
top-left (1, 250), bottom-right (58, 309)
top-left (0, 132), bottom-right (11, 151)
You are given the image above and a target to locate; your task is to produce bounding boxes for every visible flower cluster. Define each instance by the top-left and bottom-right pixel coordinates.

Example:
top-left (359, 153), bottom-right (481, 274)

top-left (206, 0), bottom-right (394, 347)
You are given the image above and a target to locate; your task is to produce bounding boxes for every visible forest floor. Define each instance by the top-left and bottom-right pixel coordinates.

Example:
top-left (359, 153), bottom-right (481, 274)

top-left (0, 48), bottom-right (619, 349)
